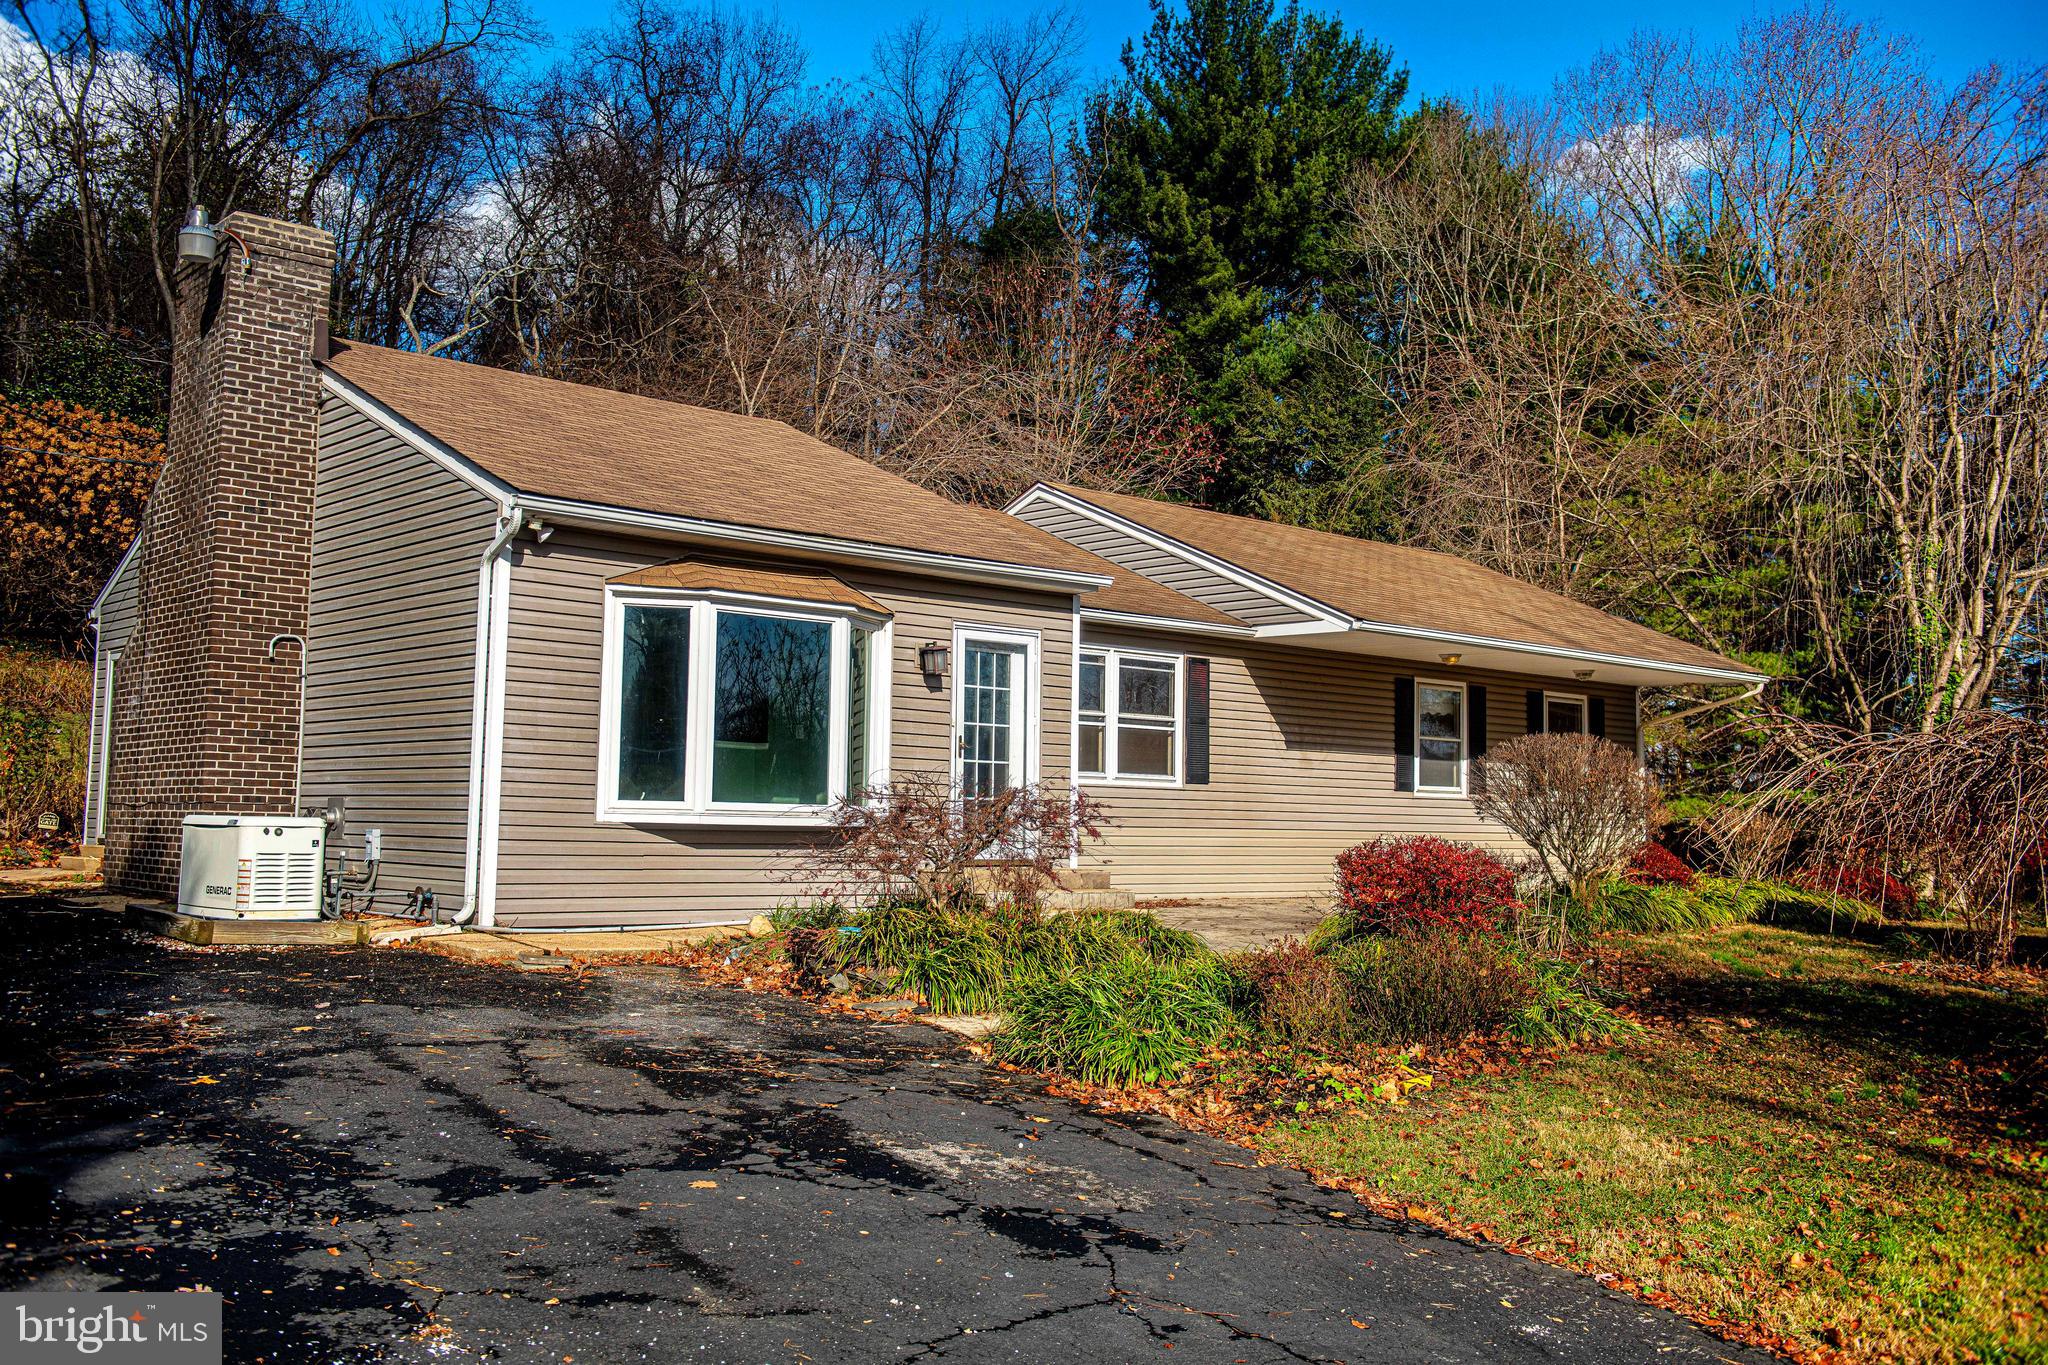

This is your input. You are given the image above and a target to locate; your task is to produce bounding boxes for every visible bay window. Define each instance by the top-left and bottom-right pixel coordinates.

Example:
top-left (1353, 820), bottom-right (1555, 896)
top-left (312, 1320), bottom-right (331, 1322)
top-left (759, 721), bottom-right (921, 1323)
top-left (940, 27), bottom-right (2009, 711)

top-left (601, 588), bottom-right (887, 822)
top-left (1077, 648), bottom-right (1181, 784)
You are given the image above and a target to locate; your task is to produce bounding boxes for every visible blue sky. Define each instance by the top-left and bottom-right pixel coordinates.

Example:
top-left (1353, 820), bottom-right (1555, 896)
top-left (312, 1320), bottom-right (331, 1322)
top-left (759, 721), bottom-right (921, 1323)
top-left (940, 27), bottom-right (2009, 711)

top-left (520, 0), bottom-right (2045, 102)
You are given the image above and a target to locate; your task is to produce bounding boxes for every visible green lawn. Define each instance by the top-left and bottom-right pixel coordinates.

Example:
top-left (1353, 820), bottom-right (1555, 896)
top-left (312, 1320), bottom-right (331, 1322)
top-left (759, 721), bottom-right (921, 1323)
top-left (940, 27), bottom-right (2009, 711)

top-left (1259, 925), bottom-right (2048, 1363)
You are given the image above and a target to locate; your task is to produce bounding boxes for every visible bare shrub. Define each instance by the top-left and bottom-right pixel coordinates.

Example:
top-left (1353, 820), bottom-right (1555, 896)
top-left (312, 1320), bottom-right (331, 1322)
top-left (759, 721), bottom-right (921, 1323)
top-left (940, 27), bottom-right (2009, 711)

top-left (1691, 804), bottom-right (1796, 882)
top-left (791, 770), bottom-right (1102, 911)
top-left (1751, 715), bottom-right (2048, 963)
top-left (1472, 733), bottom-right (1662, 905)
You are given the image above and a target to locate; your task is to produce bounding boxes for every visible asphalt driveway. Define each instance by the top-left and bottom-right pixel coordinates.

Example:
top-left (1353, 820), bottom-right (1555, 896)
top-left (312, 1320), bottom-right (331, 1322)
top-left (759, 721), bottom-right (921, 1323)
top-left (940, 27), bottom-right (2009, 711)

top-left (0, 900), bottom-right (1771, 1364)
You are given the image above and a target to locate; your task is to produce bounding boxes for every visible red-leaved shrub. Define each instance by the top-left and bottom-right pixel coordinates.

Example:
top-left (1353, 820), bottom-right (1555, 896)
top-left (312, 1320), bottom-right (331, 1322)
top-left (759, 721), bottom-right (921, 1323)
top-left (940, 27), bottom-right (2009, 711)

top-left (1624, 841), bottom-right (1695, 887)
top-left (1792, 862), bottom-right (1914, 916)
top-left (1334, 836), bottom-right (1520, 937)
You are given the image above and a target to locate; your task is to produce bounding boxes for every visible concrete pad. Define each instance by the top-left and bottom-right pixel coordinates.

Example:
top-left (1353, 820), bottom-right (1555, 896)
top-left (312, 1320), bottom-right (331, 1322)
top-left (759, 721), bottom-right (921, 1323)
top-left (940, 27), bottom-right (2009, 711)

top-left (491, 927), bottom-right (741, 957)
top-left (1145, 895), bottom-right (1332, 953)
top-left (411, 932), bottom-right (531, 965)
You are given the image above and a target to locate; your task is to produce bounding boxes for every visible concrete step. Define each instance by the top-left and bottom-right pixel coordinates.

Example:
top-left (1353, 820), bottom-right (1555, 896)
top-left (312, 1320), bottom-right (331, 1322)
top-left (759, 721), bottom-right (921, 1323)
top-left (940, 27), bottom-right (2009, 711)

top-left (967, 863), bottom-right (1115, 893)
top-left (1039, 888), bottom-right (1137, 913)
top-left (57, 851), bottom-right (104, 874)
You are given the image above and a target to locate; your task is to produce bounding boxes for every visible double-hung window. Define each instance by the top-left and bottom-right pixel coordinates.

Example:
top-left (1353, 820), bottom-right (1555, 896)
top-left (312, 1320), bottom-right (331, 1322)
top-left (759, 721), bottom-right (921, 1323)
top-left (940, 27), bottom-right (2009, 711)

top-left (1414, 680), bottom-right (1467, 793)
top-left (602, 588), bottom-right (888, 823)
top-left (1542, 692), bottom-right (1587, 734)
top-left (1077, 648), bottom-right (1181, 784)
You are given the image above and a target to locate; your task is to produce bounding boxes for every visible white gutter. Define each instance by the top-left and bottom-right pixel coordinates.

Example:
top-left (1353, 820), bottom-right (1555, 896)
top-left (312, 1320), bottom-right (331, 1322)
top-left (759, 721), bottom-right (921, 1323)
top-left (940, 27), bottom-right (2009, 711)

top-left (1078, 607), bottom-right (1257, 639)
top-left (1339, 620), bottom-right (1766, 685)
top-left (461, 502), bottom-right (524, 925)
top-left (519, 494), bottom-right (1113, 595)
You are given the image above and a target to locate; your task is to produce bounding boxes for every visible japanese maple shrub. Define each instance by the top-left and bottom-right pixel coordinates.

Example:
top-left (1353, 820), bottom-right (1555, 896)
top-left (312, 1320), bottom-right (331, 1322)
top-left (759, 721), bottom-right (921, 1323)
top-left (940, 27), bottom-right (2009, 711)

top-left (1333, 836), bottom-right (1520, 937)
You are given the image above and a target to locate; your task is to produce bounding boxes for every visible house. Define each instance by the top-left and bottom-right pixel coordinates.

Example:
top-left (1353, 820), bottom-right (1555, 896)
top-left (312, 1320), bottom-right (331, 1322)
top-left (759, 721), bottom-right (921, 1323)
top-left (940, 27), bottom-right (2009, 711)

top-left (84, 213), bottom-right (1762, 929)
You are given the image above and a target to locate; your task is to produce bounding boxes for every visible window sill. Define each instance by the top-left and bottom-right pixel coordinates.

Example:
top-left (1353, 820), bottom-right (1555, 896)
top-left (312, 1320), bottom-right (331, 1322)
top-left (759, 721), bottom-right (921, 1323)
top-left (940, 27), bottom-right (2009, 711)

top-left (1077, 775), bottom-right (1184, 790)
top-left (1412, 787), bottom-right (1469, 799)
top-left (599, 805), bottom-right (840, 829)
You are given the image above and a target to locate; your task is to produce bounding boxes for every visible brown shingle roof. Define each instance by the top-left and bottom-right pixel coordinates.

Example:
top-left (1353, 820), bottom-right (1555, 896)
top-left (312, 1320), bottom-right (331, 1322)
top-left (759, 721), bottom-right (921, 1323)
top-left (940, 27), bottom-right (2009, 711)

top-left (321, 341), bottom-right (1237, 630)
top-left (1047, 484), bottom-right (1758, 676)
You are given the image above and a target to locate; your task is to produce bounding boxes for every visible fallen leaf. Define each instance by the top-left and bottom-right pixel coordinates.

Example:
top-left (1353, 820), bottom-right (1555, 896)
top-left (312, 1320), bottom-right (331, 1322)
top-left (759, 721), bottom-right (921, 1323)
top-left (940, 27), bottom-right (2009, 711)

top-left (690, 1180), bottom-right (718, 1190)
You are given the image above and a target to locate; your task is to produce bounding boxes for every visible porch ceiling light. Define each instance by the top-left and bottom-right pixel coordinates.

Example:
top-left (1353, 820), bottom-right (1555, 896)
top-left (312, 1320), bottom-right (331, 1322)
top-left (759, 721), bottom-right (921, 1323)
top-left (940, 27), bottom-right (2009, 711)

top-left (918, 641), bottom-right (951, 679)
top-left (1438, 652), bottom-right (1462, 666)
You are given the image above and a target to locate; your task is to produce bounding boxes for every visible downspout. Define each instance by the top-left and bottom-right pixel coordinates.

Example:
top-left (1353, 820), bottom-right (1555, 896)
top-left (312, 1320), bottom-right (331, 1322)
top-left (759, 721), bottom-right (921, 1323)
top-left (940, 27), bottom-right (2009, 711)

top-left (462, 503), bottom-right (524, 926)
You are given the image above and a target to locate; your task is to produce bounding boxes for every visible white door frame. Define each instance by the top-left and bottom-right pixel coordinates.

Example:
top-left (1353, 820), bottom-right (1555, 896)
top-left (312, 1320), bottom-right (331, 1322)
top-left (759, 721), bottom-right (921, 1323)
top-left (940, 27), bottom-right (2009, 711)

top-left (950, 624), bottom-right (1041, 795)
top-left (92, 648), bottom-right (120, 842)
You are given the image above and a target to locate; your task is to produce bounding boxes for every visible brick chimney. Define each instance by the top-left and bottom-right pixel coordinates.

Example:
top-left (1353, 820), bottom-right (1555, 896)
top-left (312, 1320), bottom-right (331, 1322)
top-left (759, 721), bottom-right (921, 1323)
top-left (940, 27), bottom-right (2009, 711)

top-left (101, 213), bottom-right (335, 898)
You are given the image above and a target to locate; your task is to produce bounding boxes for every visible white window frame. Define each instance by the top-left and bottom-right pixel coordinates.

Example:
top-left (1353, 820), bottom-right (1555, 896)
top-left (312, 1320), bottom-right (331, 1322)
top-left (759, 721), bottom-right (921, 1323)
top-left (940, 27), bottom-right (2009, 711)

top-left (1413, 677), bottom-right (1468, 796)
top-left (950, 623), bottom-right (1043, 796)
top-left (1076, 646), bottom-right (1184, 788)
top-left (1541, 690), bottom-right (1588, 735)
top-left (597, 585), bottom-right (890, 826)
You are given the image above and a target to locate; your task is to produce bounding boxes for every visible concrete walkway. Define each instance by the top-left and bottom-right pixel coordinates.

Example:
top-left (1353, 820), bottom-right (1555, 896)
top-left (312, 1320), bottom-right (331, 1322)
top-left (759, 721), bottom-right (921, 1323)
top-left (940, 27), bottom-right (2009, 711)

top-left (1148, 895), bottom-right (1332, 952)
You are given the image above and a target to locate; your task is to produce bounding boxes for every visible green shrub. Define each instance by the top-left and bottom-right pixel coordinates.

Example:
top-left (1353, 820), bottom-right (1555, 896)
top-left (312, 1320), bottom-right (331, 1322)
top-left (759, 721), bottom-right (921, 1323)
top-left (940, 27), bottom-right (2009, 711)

top-left (1510, 959), bottom-right (1641, 1046)
top-left (1229, 940), bottom-right (1357, 1053)
top-left (771, 900), bottom-right (1219, 1012)
top-left (991, 953), bottom-right (1232, 1086)
top-left (1331, 932), bottom-right (1533, 1044)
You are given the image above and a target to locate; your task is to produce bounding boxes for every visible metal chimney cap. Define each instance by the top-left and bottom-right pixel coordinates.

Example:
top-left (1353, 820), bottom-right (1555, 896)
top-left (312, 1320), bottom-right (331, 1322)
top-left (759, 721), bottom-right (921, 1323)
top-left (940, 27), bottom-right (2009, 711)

top-left (177, 205), bottom-right (218, 266)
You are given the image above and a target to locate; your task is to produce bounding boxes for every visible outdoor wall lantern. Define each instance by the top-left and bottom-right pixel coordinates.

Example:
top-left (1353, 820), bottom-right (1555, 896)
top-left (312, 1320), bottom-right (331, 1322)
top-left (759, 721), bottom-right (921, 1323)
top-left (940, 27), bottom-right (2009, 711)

top-left (918, 641), bottom-right (951, 680)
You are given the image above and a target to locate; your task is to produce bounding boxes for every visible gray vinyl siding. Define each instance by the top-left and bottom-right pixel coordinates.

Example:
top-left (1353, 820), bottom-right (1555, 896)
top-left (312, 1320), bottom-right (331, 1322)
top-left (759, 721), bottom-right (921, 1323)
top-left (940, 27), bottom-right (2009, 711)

top-left (491, 528), bottom-right (1077, 929)
top-left (1011, 499), bottom-right (1316, 627)
top-left (299, 395), bottom-right (499, 913)
top-left (83, 545), bottom-right (142, 843)
top-left (1077, 624), bottom-right (1641, 899)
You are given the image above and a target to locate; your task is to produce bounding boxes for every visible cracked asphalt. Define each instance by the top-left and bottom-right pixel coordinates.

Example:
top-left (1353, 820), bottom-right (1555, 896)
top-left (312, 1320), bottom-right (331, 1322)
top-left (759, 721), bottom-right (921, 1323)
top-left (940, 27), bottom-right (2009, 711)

top-left (0, 900), bottom-right (1774, 1363)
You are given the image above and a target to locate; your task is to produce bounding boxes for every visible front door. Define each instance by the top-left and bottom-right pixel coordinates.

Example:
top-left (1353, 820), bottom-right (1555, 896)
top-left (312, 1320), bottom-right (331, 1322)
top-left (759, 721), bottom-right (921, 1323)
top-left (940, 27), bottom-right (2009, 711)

top-left (956, 636), bottom-right (1030, 799)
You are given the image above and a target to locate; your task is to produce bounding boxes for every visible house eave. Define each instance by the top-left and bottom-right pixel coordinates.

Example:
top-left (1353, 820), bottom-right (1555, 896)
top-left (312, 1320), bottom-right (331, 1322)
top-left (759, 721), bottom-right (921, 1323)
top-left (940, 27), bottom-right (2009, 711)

top-left (518, 494), bottom-right (1114, 594)
top-left (1078, 607), bottom-right (1257, 639)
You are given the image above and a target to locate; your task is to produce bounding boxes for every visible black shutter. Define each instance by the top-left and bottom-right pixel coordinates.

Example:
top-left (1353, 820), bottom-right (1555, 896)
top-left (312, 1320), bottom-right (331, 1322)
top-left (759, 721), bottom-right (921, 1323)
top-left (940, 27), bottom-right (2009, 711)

top-left (1589, 696), bottom-right (1607, 739)
top-left (1184, 658), bottom-right (1211, 785)
top-left (1467, 684), bottom-right (1488, 795)
top-left (1394, 676), bottom-right (1416, 791)
top-left (1526, 688), bottom-right (1545, 735)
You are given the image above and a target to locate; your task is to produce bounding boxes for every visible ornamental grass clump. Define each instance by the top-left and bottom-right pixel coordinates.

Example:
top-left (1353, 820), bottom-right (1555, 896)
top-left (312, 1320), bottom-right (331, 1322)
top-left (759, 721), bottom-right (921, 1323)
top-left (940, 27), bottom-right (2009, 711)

top-left (991, 953), bottom-right (1232, 1086)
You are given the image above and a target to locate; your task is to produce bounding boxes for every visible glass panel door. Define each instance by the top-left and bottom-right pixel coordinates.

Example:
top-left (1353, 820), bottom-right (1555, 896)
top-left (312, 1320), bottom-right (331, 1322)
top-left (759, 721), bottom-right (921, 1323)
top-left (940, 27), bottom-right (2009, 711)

top-left (958, 640), bottom-right (1024, 799)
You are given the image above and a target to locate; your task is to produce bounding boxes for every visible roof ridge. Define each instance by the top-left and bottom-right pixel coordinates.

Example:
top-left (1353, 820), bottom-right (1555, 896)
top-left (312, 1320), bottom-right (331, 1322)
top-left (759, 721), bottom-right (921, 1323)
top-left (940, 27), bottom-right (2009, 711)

top-left (328, 337), bottom-right (793, 433)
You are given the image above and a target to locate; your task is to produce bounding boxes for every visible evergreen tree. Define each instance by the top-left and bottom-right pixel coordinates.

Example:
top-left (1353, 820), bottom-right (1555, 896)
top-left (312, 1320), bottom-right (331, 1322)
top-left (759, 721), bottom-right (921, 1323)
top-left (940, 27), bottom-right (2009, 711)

top-left (1093, 0), bottom-right (1407, 524)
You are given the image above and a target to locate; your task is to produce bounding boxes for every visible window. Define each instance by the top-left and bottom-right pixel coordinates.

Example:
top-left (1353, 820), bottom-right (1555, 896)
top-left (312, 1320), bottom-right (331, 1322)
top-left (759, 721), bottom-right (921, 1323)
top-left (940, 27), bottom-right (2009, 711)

top-left (1543, 692), bottom-right (1587, 735)
top-left (1077, 648), bottom-right (1181, 784)
top-left (601, 590), bottom-right (886, 823)
top-left (1415, 681), bottom-right (1466, 792)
